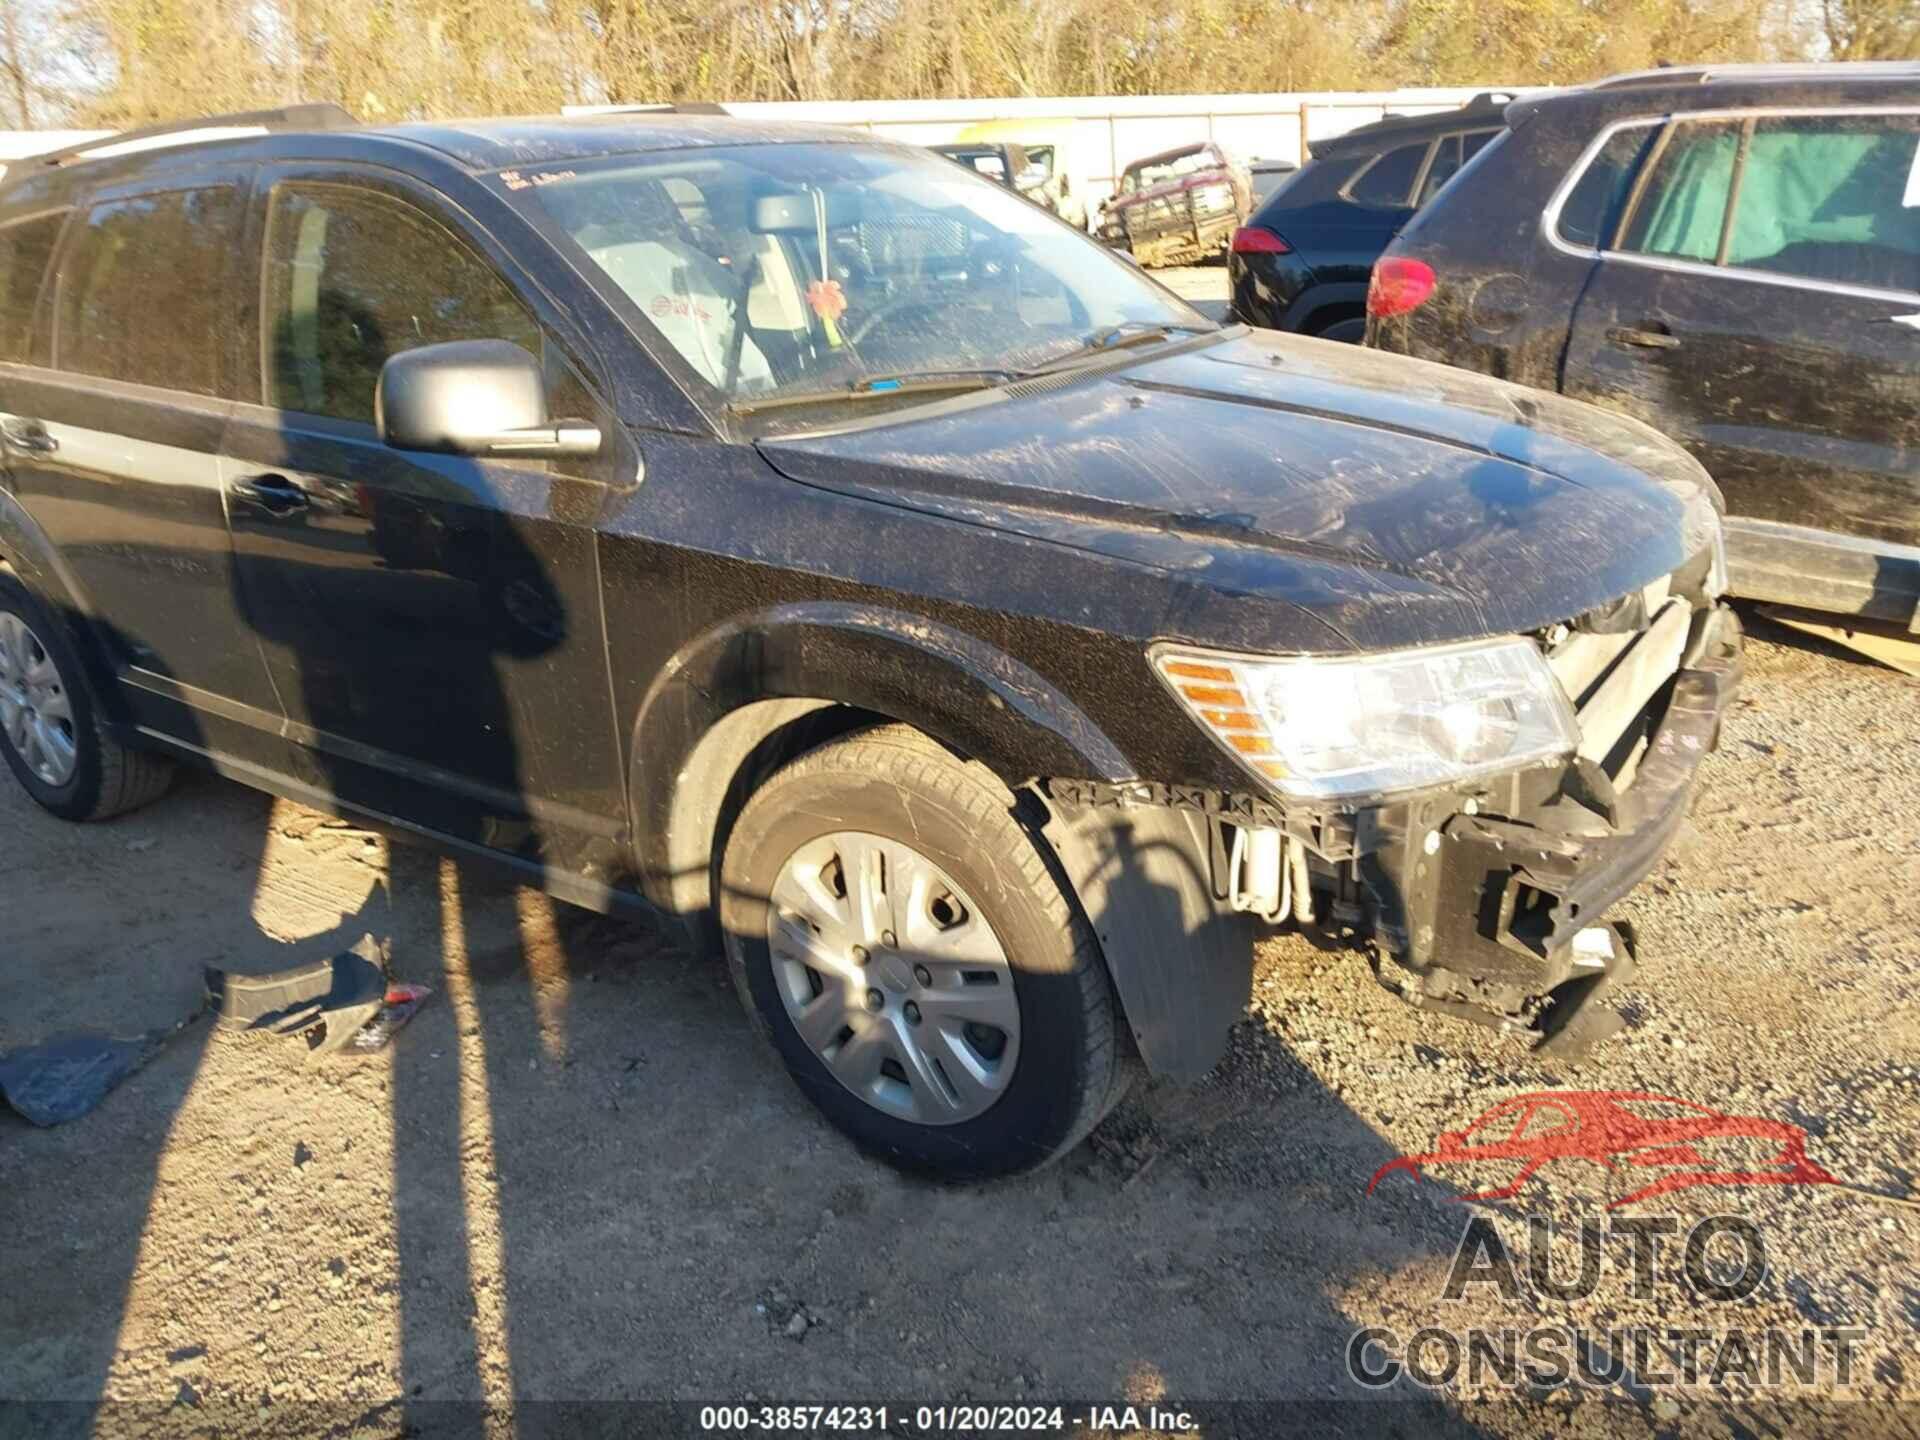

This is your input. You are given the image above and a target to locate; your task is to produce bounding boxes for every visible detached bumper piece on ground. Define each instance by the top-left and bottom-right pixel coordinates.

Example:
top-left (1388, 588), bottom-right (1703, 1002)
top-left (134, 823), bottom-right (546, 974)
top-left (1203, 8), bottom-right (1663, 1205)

top-left (205, 934), bottom-right (430, 1057)
top-left (0, 936), bottom-right (432, 1129)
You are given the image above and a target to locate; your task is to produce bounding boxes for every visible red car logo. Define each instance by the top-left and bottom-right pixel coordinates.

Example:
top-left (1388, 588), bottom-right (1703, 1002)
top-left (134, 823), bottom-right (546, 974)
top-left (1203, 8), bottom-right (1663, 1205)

top-left (1367, 1090), bottom-right (1838, 1210)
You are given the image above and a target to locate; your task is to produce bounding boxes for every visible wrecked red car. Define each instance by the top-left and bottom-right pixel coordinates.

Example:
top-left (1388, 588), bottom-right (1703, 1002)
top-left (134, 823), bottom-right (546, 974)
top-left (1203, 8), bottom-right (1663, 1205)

top-left (1098, 141), bottom-right (1252, 266)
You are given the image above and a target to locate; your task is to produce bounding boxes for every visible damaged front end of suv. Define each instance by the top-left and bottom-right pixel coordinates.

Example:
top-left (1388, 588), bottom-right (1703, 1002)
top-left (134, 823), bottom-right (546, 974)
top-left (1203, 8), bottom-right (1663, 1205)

top-left (756, 323), bottom-right (1740, 1075)
top-left (1066, 537), bottom-right (1738, 1060)
top-left (1020, 341), bottom-right (1741, 1064)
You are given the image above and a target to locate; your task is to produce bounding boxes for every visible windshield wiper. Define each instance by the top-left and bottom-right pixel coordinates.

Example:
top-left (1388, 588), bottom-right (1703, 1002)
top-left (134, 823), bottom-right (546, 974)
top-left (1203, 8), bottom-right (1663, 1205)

top-left (1026, 321), bottom-right (1215, 375)
top-left (726, 368), bottom-right (1016, 417)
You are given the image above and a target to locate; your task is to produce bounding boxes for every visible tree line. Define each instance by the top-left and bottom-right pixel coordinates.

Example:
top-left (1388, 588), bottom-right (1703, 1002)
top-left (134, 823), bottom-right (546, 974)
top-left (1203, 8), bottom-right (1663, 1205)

top-left (1, 0), bottom-right (1914, 131)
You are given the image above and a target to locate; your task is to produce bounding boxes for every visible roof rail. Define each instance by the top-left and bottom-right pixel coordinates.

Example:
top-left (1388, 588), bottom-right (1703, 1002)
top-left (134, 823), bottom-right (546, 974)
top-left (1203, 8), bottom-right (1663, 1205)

top-left (560, 101), bottom-right (732, 118)
top-left (1592, 60), bottom-right (1920, 90)
top-left (35, 103), bottom-right (358, 169)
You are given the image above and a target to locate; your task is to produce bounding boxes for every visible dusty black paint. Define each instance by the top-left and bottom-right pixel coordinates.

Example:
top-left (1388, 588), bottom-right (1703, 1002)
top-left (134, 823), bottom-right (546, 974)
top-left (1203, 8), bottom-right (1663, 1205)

top-left (1370, 69), bottom-right (1920, 615)
top-left (0, 113), bottom-right (1738, 1067)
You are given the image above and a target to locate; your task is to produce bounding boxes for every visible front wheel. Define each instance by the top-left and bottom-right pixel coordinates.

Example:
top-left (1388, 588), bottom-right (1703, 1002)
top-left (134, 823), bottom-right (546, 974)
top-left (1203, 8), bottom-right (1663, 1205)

top-left (718, 726), bottom-right (1129, 1179)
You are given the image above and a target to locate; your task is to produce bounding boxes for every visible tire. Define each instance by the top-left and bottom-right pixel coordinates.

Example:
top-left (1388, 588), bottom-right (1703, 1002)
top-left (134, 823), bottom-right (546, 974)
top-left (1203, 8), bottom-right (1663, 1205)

top-left (0, 574), bottom-right (173, 822)
top-left (718, 725), bottom-right (1130, 1179)
top-left (1316, 317), bottom-right (1367, 344)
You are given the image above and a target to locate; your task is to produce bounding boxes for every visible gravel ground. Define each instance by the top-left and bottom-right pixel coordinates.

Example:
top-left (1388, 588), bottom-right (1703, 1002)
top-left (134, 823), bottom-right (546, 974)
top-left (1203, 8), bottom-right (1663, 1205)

top-left (1, 619), bottom-right (1915, 1439)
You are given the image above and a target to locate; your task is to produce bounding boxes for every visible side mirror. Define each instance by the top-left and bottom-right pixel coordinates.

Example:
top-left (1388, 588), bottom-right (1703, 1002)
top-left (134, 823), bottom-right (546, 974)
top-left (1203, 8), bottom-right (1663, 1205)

top-left (377, 340), bottom-right (601, 459)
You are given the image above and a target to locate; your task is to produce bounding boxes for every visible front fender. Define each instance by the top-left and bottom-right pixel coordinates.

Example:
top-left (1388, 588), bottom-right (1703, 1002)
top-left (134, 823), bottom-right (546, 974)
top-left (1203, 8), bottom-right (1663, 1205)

top-left (630, 600), bottom-right (1134, 919)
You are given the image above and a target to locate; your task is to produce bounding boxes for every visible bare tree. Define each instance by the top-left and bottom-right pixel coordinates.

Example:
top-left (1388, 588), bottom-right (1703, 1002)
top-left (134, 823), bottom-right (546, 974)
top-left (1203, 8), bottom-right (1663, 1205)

top-left (22, 0), bottom-right (1835, 131)
top-left (1822, 0), bottom-right (1920, 57)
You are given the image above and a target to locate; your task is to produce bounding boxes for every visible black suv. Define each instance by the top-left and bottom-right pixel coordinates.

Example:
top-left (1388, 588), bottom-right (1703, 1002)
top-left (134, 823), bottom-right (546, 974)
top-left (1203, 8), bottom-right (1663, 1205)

top-left (1228, 93), bottom-right (1513, 342)
top-left (0, 105), bottom-right (1739, 1177)
top-left (1368, 64), bottom-right (1920, 631)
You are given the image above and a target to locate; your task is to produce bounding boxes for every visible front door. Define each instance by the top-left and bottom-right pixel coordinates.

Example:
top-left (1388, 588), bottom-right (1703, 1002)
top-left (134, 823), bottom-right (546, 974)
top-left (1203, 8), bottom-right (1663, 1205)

top-left (0, 169), bottom-right (291, 770)
top-left (221, 168), bottom-right (629, 884)
top-left (1563, 111), bottom-right (1920, 559)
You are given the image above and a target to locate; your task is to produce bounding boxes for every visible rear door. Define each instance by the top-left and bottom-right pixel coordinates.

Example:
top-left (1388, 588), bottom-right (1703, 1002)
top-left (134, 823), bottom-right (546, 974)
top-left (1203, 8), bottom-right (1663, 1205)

top-left (0, 165), bottom-right (291, 769)
top-left (1563, 109), bottom-right (1920, 557)
top-left (221, 164), bottom-right (629, 876)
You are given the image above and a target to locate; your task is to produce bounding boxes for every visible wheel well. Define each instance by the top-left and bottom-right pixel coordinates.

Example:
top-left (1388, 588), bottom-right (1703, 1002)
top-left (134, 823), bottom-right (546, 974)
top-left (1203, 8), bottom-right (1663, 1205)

top-left (1306, 301), bottom-right (1365, 336)
top-left (661, 699), bottom-right (895, 946)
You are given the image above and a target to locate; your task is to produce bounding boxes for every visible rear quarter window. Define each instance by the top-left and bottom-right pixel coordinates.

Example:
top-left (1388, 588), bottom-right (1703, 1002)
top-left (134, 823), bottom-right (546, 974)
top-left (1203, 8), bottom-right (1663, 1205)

top-left (1346, 141), bottom-right (1430, 208)
top-left (1556, 125), bottom-right (1662, 250)
top-left (0, 212), bottom-right (61, 363)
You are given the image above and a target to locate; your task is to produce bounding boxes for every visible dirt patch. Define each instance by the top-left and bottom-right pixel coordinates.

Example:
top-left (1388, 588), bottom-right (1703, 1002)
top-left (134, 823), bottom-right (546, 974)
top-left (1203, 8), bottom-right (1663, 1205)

top-left (1, 625), bottom-right (1914, 1435)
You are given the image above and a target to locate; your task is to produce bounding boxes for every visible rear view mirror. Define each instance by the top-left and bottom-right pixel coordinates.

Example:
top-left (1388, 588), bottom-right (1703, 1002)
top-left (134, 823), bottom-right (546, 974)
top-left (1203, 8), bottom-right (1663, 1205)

top-left (751, 188), bottom-right (859, 234)
top-left (377, 340), bottom-right (601, 459)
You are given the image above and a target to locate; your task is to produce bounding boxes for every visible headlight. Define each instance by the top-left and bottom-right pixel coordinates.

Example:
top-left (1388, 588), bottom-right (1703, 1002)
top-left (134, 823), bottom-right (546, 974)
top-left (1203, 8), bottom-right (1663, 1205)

top-left (1152, 637), bottom-right (1580, 801)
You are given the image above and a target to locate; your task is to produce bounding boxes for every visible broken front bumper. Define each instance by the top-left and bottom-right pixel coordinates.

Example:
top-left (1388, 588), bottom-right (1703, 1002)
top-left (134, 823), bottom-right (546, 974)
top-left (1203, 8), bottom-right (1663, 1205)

top-left (1372, 605), bottom-right (1743, 1052)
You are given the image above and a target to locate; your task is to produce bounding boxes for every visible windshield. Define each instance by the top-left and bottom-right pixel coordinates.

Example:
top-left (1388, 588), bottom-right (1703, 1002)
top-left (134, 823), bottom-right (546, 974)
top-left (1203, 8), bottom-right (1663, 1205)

top-left (510, 142), bottom-right (1209, 412)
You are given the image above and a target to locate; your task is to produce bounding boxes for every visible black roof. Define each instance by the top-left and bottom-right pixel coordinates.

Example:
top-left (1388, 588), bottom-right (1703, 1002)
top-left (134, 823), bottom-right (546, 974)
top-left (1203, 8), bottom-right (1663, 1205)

top-left (1, 105), bottom-right (890, 200)
top-left (1511, 61), bottom-right (1920, 126)
top-left (1308, 92), bottom-right (1518, 157)
top-left (362, 112), bottom-right (880, 169)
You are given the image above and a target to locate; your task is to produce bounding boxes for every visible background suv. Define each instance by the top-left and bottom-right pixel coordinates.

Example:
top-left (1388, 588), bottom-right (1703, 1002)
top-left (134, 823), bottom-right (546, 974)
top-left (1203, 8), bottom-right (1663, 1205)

top-left (1228, 92), bottom-right (1512, 342)
top-left (1368, 64), bottom-right (1920, 633)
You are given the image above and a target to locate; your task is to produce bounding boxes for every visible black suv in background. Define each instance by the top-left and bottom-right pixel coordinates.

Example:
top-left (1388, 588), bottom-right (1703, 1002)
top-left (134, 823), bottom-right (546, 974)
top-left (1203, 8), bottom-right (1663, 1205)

top-left (0, 105), bottom-right (1739, 1179)
top-left (1228, 92), bottom-right (1513, 342)
top-left (1369, 64), bottom-right (1920, 629)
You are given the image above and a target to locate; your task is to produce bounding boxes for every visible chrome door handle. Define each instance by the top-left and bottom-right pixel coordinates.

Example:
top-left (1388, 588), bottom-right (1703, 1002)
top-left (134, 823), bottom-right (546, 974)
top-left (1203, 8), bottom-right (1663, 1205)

top-left (0, 417), bottom-right (58, 453)
top-left (230, 472), bottom-right (310, 515)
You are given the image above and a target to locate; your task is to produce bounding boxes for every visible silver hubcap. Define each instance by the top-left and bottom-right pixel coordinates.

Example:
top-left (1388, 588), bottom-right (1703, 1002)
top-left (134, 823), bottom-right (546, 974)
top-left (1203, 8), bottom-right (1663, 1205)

top-left (767, 830), bottom-right (1020, 1126)
top-left (0, 611), bottom-right (77, 788)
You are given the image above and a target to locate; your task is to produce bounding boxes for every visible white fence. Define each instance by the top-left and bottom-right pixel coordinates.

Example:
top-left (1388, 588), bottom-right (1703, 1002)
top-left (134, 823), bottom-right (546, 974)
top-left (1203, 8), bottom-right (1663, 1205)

top-left (571, 90), bottom-right (1528, 208)
top-left (2, 89), bottom-right (1529, 205)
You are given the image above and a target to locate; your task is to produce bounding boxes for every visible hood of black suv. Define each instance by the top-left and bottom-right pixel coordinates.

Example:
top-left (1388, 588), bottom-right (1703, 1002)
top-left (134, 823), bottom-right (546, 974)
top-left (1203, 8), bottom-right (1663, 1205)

top-left (757, 328), bottom-right (1716, 652)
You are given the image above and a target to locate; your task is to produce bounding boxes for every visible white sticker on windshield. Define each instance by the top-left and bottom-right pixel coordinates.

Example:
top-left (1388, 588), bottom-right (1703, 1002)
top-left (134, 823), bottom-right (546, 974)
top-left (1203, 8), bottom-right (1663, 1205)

top-left (1906, 139), bottom-right (1920, 207)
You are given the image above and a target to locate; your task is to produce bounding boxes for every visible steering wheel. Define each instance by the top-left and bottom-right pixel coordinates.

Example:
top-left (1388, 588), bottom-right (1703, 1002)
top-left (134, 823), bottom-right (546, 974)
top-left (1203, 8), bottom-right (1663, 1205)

top-left (846, 295), bottom-right (950, 347)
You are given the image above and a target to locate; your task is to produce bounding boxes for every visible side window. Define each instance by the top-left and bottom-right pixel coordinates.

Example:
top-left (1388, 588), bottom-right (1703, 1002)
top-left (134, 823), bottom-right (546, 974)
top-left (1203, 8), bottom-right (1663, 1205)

top-left (1724, 114), bottom-right (1920, 292)
top-left (1557, 125), bottom-right (1661, 250)
top-left (1618, 120), bottom-right (1743, 264)
top-left (57, 187), bottom-right (238, 395)
top-left (1415, 135), bottom-right (1464, 209)
top-left (0, 212), bottom-right (62, 363)
top-left (264, 184), bottom-right (541, 424)
top-left (1461, 129), bottom-right (1500, 164)
top-left (1348, 141), bottom-right (1430, 208)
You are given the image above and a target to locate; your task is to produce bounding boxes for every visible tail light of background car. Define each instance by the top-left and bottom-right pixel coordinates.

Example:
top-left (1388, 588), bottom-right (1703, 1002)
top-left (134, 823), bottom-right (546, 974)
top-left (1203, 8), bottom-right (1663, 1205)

top-left (1230, 226), bottom-right (1291, 255)
top-left (1367, 256), bottom-right (1436, 317)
